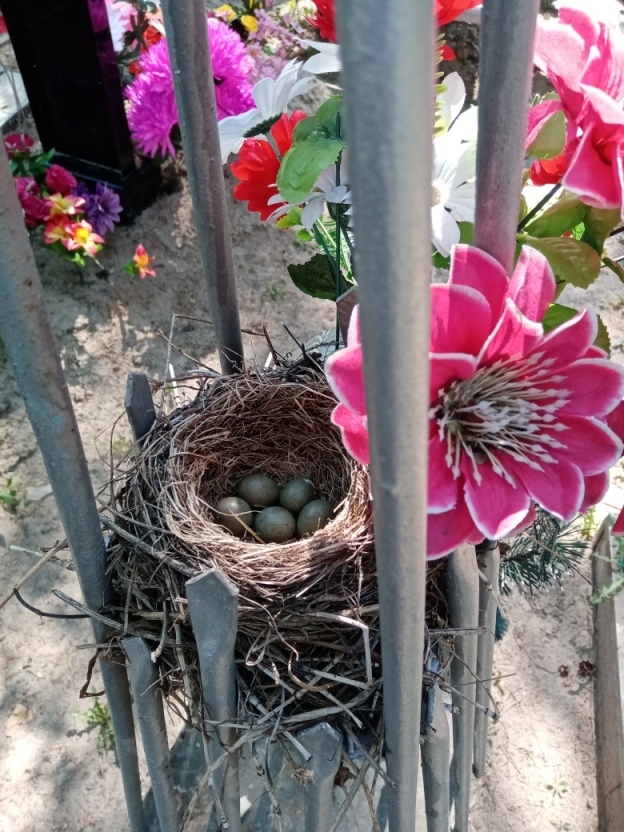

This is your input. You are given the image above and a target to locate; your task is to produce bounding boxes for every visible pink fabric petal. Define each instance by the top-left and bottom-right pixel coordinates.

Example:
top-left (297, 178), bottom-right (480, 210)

top-left (506, 458), bottom-right (583, 522)
top-left (528, 308), bottom-right (596, 367)
top-left (534, 15), bottom-right (591, 101)
top-left (462, 458), bottom-right (532, 540)
top-left (347, 304), bottom-right (361, 346)
top-left (325, 343), bottom-right (366, 416)
top-left (563, 124), bottom-right (621, 208)
top-left (526, 98), bottom-right (565, 148)
top-left (507, 246), bottom-right (556, 323)
top-left (448, 245), bottom-right (509, 322)
top-left (606, 400), bottom-right (624, 444)
top-left (555, 359), bottom-right (624, 417)
top-left (580, 471), bottom-right (610, 512)
top-left (507, 502), bottom-right (537, 537)
top-left (479, 299), bottom-right (543, 363)
top-left (430, 353), bottom-right (477, 401)
top-left (426, 494), bottom-right (479, 559)
top-left (428, 434), bottom-right (459, 514)
top-left (331, 404), bottom-right (369, 465)
top-left (430, 284), bottom-right (492, 356)
top-left (548, 415), bottom-right (622, 475)
top-left (613, 505), bottom-right (624, 536)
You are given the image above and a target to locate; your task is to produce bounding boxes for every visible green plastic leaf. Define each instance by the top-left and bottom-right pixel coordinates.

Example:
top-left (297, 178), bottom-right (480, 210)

top-left (526, 109), bottom-right (566, 159)
top-left (603, 256), bottom-right (624, 284)
top-left (276, 207), bottom-right (302, 229)
top-left (524, 192), bottom-right (586, 239)
top-left (542, 303), bottom-right (611, 355)
top-left (296, 228), bottom-right (314, 243)
top-left (293, 96), bottom-right (343, 143)
top-left (277, 136), bottom-right (344, 205)
top-left (520, 235), bottom-right (602, 289)
top-left (287, 254), bottom-right (337, 300)
top-left (582, 207), bottom-right (621, 255)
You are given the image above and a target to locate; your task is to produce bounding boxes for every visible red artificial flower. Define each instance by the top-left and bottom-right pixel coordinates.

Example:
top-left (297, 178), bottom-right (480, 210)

top-left (530, 153), bottom-right (569, 186)
top-left (132, 244), bottom-right (156, 278)
top-left (435, 0), bottom-right (482, 27)
top-left (5, 133), bottom-right (34, 159)
top-left (308, 0), bottom-right (337, 42)
top-left (15, 177), bottom-right (48, 228)
top-left (45, 164), bottom-right (77, 197)
top-left (231, 111), bottom-right (307, 221)
top-left (143, 24), bottom-right (163, 48)
top-left (441, 43), bottom-right (456, 61)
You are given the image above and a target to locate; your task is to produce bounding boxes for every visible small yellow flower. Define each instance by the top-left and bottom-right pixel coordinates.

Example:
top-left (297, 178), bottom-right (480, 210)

top-left (214, 4), bottom-right (236, 21)
top-left (240, 14), bottom-right (259, 32)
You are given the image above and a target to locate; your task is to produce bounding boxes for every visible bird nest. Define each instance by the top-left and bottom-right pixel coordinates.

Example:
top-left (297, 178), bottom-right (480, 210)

top-left (105, 364), bottom-right (449, 751)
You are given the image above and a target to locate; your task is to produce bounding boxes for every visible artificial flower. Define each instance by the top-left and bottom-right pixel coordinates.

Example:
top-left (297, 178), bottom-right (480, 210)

top-left (214, 5), bottom-right (236, 23)
top-left (435, 0), bottom-right (482, 27)
top-left (63, 220), bottom-right (105, 257)
top-left (269, 161), bottom-right (352, 228)
top-left (4, 133), bottom-right (34, 158)
top-left (231, 111), bottom-right (307, 221)
top-left (326, 244), bottom-right (624, 558)
top-left (83, 182), bottom-right (122, 237)
top-left (240, 15), bottom-right (259, 33)
top-left (218, 60), bottom-right (315, 163)
top-left (44, 218), bottom-right (73, 246)
top-left (130, 244), bottom-right (156, 278)
top-left (127, 18), bottom-right (253, 158)
top-left (45, 164), bottom-right (77, 197)
top-left (436, 72), bottom-right (468, 136)
top-left (431, 121), bottom-right (477, 257)
top-left (301, 40), bottom-right (342, 75)
top-left (105, 0), bottom-right (135, 52)
top-left (308, 0), bottom-right (337, 42)
top-left (45, 193), bottom-right (86, 219)
top-left (14, 177), bottom-right (48, 228)
top-left (529, 3), bottom-right (624, 213)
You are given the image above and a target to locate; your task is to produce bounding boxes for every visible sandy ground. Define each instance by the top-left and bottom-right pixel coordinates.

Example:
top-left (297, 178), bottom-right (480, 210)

top-left (2, 156), bottom-right (624, 830)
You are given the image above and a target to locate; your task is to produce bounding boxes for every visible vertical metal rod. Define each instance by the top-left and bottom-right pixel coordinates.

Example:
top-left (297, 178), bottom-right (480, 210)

top-left (123, 637), bottom-right (181, 832)
top-left (160, 0), bottom-right (244, 375)
top-left (422, 685), bottom-right (451, 832)
top-left (335, 1), bottom-right (433, 830)
top-left (473, 0), bottom-right (541, 273)
top-left (186, 568), bottom-right (242, 832)
top-left (447, 544), bottom-right (479, 832)
top-left (0, 141), bottom-right (145, 832)
top-left (297, 722), bottom-right (343, 832)
top-left (125, 372), bottom-right (156, 445)
top-left (473, 544), bottom-right (500, 778)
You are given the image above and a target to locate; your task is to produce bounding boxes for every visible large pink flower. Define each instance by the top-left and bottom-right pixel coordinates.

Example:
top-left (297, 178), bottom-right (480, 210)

top-left (326, 245), bottom-right (624, 558)
top-left (528, 3), bottom-right (624, 211)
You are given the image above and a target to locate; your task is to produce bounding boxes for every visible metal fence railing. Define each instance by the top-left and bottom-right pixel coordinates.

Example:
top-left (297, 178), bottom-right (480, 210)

top-left (0, 1), bottom-right (540, 830)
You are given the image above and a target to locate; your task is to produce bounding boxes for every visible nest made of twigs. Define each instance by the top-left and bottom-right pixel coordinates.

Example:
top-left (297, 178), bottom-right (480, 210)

top-left (106, 364), bottom-right (449, 746)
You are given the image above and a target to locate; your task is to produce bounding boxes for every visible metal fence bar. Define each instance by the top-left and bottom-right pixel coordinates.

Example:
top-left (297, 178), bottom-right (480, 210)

top-left (186, 568), bottom-right (242, 832)
top-left (160, 0), bottom-right (244, 375)
top-left (336, 1), bottom-right (433, 829)
top-left (123, 637), bottom-right (181, 832)
top-left (297, 722), bottom-right (343, 832)
top-left (447, 544), bottom-right (479, 832)
top-left (422, 684), bottom-right (451, 832)
top-left (474, 0), bottom-right (541, 274)
top-left (473, 543), bottom-right (500, 778)
top-left (125, 372), bottom-right (156, 445)
top-left (0, 141), bottom-right (145, 832)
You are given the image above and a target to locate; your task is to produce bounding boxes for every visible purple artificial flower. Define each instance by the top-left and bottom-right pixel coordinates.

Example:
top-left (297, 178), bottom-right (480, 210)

top-left (126, 18), bottom-right (254, 159)
top-left (86, 183), bottom-right (122, 237)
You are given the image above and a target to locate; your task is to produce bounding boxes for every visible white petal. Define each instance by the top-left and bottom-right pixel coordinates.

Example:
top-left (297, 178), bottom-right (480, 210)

top-left (302, 51), bottom-right (343, 74)
top-left (301, 196), bottom-right (326, 229)
top-left (451, 106), bottom-right (479, 142)
top-left (218, 110), bottom-right (261, 163)
top-left (289, 76), bottom-right (317, 101)
top-left (437, 72), bottom-right (466, 133)
top-left (431, 205), bottom-right (460, 258)
top-left (451, 144), bottom-right (477, 187)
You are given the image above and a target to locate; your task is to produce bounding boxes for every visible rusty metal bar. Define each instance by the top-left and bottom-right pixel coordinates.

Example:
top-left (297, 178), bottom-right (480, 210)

top-left (123, 637), bottom-right (180, 832)
top-left (447, 544), bottom-right (479, 832)
top-left (297, 722), bottom-right (343, 832)
top-left (473, 543), bottom-right (500, 778)
top-left (186, 568), bottom-right (242, 832)
top-left (474, 0), bottom-right (541, 273)
top-left (0, 140), bottom-right (145, 832)
top-left (335, 1), bottom-right (433, 829)
top-left (160, 0), bottom-right (244, 374)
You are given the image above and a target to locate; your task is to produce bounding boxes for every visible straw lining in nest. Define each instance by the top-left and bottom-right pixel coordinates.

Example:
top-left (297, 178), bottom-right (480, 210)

top-left (106, 365), bottom-right (449, 747)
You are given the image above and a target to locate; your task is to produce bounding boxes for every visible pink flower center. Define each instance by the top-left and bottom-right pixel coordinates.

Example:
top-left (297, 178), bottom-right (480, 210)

top-left (431, 353), bottom-right (570, 486)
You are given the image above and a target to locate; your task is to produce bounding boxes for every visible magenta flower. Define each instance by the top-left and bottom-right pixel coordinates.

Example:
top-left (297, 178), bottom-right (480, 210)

top-left (326, 245), bottom-right (624, 558)
top-left (45, 164), bottom-right (77, 197)
top-left (126, 18), bottom-right (253, 158)
top-left (529, 3), bottom-right (624, 211)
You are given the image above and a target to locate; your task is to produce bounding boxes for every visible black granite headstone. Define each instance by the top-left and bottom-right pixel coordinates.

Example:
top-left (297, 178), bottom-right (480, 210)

top-left (1, 0), bottom-right (160, 219)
